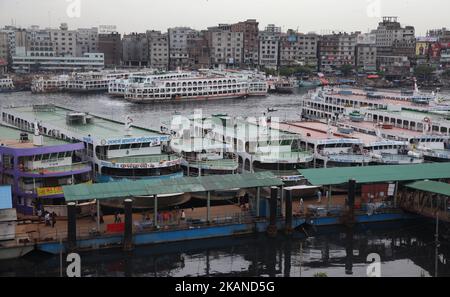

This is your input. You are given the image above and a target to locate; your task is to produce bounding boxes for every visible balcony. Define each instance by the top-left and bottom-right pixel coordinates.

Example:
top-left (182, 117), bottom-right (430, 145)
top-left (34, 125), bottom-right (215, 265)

top-left (18, 162), bottom-right (92, 177)
top-left (253, 149), bottom-right (314, 164)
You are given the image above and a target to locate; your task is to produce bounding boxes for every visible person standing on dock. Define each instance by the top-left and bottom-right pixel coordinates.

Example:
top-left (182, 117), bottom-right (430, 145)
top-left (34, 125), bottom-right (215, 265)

top-left (317, 190), bottom-right (322, 203)
top-left (114, 211), bottom-right (121, 223)
top-left (299, 198), bottom-right (304, 214)
top-left (181, 210), bottom-right (186, 221)
top-left (51, 212), bottom-right (57, 228)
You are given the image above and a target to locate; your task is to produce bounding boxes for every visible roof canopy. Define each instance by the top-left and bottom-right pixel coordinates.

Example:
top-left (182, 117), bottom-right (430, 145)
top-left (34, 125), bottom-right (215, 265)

top-left (406, 180), bottom-right (450, 197)
top-left (298, 163), bottom-right (450, 186)
top-left (63, 172), bottom-right (283, 202)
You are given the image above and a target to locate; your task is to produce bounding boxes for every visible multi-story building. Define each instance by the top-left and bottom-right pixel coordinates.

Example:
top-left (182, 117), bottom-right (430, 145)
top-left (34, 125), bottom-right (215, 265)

top-left (12, 53), bottom-right (104, 72)
top-left (373, 17), bottom-right (416, 63)
top-left (377, 55), bottom-right (411, 77)
top-left (280, 30), bottom-right (319, 68)
top-left (0, 32), bottom-right (9, 69)
top-left (146, 30), bottom-right (169, 70)
top-left (49, 23), bottom-right (77, 57)
top-left (25, 27), bottom-right (55, 57)
top-left (258, 25), bottom-right (281, 70)
top-left (122, 32), bottom-right (149, 67)
top-left (355, 33), bottom-right (377, 72)
top-left (187, 30), bottom-right (210, 69)
top-left (319, 32), bottom-right (357, 73)
top-left (98, 32), bottom-right (122, 66)
top-left (168, 27), bottom-right (197, 69)
top-left (427, 27), bottom-right (450, 44)
top-left (231, 19), bottom-right (259, 66)
top-left (207, 25), bottom-right (243, 67)
top-left (76, 27), bottom-right (98, 56)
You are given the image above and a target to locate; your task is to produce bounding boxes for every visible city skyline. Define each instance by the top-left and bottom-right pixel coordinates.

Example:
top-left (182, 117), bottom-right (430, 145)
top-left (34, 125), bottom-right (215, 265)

top-left (0, 0), bottom-right (449, 35)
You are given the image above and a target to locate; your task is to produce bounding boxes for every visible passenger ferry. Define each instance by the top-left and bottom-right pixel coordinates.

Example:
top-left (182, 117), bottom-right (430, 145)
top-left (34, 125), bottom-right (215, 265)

top-left (0, 76), bottom-right (14, 92)
top-left (204, 115), bottom-right (314, 185)
top-left (31, 75), bottom-right (70, 93)
top-left (67, 71), bottom-right (131, 93)
top-left (277, 120), bottom-right (423, 168)
top-left (108, 71), bottom-right (193, 98)
top-left (170, 136), bottom-right (241, 201)
top-left (125, 75), bottom-right (249, 103)
top-left (0, 123), bottom-right (93, 215)
top-left (267, 77), bottom-right (295, 94)
top-left (1, 104), bottom-right (187, 210)
top-left (216, 69), bottom-right (268, 97)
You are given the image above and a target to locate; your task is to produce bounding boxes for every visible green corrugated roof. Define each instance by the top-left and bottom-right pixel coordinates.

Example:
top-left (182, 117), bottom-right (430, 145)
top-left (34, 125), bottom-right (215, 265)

top-left (406, 180), bottom-right (450, 197)
top-left (63, 172), bottom-right (283, 202)
top-left (298, 163), bottom-right (450, 186)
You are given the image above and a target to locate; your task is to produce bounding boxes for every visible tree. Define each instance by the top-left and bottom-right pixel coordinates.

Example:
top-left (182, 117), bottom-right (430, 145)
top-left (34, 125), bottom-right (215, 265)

top-left (414, 65), bottom-right (435, 81)
top-left (339, 64), bottom-right (354, 76)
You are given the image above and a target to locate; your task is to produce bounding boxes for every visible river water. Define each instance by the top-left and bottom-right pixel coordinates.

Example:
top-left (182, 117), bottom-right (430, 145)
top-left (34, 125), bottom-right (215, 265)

top-left (0, 221), bottom-right (449, 277)
top-left (1, 90), bottom-right (450, 277)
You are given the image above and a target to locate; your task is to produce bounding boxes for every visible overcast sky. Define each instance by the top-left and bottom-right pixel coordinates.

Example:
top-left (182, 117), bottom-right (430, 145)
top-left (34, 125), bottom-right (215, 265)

top-left (0, 0), bottom-right (448, 35)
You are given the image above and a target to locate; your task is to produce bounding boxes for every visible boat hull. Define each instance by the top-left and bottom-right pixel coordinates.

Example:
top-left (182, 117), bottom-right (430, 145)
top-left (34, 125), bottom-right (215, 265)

top-left (191, 189), bottom-right (244, 201)
top-left (126, 93), bottom-right (248, 104)
top-left (100, 193), bottom-right (191, 210)
top-left (0, 244), bottom-right (34, 260)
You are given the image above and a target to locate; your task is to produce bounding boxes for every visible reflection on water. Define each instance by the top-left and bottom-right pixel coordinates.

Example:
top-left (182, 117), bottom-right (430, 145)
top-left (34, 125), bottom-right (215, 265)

top-left (1, 220), bottom-right (449, 277)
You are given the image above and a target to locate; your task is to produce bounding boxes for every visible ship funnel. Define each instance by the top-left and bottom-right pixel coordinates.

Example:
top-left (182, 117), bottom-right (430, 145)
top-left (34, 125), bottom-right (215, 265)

top-left (124, 115), bottom-right (133, 136)
top-left (33, 121), bottom-right (43, 146)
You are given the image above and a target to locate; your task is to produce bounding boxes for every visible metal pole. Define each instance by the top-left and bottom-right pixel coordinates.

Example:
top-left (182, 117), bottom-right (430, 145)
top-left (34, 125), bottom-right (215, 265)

top-left (154, 195), bottom-right (158, 227)
top-left (256, 187), bottom-right (261, 217)
top-left (96, 199), bottom-right (100, 232)
top-left (207, 191), bottom-right (211, 223)
top-left (328, 185), bottom-right (332, 211)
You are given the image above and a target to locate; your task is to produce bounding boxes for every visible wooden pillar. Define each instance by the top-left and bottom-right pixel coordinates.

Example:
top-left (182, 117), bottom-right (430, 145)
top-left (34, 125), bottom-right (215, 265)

top-left (284, 189), bottom-right (293, 235)
top-left (123, 199), bottom-right (133, 251)
top-left (256, 187), bottom-right (261, 217)
top-left (347, 179), bottom-right (356, 225)
top-left (67, 202), bottom-right (77, 252)
top-left (267, 187), bottom-right (278, 237)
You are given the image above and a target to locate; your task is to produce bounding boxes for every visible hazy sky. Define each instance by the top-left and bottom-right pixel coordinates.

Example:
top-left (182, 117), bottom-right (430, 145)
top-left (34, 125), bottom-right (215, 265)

top-left (0, 0), bottom-right (448, 35)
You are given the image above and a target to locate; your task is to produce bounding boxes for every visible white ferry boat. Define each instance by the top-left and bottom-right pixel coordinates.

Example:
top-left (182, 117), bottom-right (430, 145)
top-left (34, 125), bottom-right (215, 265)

top-left (108, 71), bottom-right (193, 98)
top-left (31, 75), bottom-right (70, 93)
top-left (67, 71), bottom-right (131, 93)
top-left (1, 105), bottom-right (187, 210)
top-left (203, 115), bottom-right (314, 185)
top-left (216, 69), bottom-right (268, 97)
top-left (0, 77), bottom-right (14, 93)
top-left (277, 120), bottom-right (423, 167)
top-left (125, 75), bottom-right (249, 103)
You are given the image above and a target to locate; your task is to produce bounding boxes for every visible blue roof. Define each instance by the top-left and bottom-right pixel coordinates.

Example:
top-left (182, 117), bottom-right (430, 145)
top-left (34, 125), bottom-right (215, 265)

top-left (0, 186), bottom-right (13, 209)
